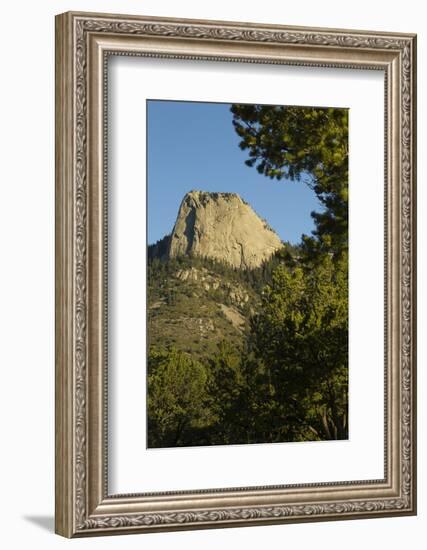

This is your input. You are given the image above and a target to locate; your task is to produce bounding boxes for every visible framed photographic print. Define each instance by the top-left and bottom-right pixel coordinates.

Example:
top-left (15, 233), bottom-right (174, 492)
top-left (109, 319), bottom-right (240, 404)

top-left (55, 11), bottom-right (417, 537)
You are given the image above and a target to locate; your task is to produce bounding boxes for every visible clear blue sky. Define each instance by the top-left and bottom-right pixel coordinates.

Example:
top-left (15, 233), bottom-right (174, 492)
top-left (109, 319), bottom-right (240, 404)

top-left (147, 100), bottom-right (321, 245)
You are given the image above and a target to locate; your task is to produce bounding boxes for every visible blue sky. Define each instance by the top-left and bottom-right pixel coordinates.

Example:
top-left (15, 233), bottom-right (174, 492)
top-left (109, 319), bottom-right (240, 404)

top-left (147, 100), bottom-right (321, 245)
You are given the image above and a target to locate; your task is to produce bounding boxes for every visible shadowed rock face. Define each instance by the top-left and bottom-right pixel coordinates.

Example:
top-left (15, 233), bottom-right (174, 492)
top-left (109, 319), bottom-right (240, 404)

top-left (168, 191), bottom-right (282, 268)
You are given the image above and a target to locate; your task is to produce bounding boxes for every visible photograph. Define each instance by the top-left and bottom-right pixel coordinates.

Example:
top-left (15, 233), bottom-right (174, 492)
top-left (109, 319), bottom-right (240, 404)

top-left (147, 99), bottom-right (349, 448)
top-left (53, 9), bottom-right (416, 538)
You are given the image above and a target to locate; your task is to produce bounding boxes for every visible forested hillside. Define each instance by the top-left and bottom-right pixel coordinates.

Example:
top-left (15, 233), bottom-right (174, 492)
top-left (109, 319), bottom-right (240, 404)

top-left (147, 242), bottom-right (347, 448)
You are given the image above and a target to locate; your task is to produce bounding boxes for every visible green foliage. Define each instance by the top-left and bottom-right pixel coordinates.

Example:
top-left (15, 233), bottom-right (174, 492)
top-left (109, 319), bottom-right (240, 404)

top-left (250, 251), bottom-right (348, 440)
top-left (205, 341), bottom-right (249, 445)
top-left (147, 348), bottom-right (212, 447)
top-left (146, 250), bottom-right (299, 359)
top-left (231, 104), bottom-right (348, 254)
top-left (147, 254), bottom-right (258, 358)
top-left (147, 234), bottom-right (171, 260)
top-left (146, 248), bottom-right (348, 446)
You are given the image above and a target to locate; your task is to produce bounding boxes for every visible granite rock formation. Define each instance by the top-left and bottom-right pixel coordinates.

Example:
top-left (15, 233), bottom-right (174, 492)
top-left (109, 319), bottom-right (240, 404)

top-left (167, 191), bottom-right (282, 269)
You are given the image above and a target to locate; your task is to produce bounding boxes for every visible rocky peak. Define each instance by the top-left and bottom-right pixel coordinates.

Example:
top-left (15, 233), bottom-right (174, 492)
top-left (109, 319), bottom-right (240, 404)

top-left (167, 190), bottom-right (282, 268)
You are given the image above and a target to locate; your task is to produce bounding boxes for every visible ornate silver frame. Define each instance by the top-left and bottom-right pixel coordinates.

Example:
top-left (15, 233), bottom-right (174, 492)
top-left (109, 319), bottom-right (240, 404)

top-left (55, 11), bottom-right (417, 537)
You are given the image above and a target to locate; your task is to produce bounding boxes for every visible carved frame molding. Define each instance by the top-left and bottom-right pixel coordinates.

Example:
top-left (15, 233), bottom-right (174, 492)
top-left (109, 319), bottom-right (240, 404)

top-left (55, 11), bottom-right (416, 537)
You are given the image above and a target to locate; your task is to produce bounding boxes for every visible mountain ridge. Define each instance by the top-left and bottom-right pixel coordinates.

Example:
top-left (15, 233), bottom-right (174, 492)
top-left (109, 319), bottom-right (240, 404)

top-left (150, 190), bottom-right (283, 269)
